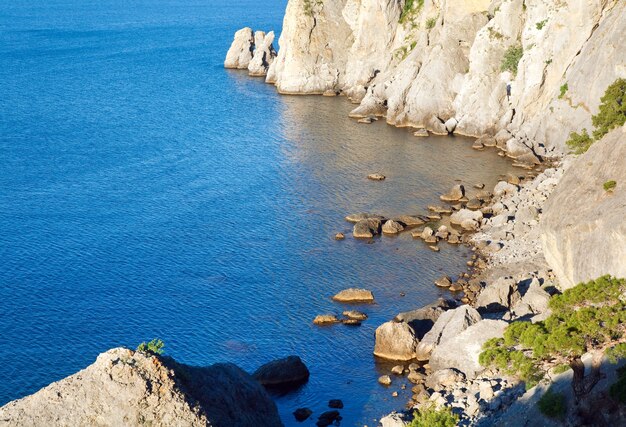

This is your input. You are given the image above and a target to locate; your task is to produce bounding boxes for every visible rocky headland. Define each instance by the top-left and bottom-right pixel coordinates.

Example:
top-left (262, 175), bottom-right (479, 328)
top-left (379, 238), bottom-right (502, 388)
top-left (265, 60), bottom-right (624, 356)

top-left (0, 347), bottom-right (285, 427)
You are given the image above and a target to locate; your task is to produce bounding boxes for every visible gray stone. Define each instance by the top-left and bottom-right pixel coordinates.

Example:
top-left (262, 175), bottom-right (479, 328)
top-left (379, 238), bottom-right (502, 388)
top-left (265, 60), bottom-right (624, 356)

top-left (475, 277), bottom-right (521, 313)
top-left (415, 305), bottom-right (482, 361)
top-left (429, 320), bottom-right (508, 379)
top-left (425, 368), bottom-right (466, 390)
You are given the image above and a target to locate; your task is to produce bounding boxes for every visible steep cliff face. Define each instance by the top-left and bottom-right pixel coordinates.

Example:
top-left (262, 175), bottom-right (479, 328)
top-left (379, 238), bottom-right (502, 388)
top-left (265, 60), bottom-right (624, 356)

top-left (541, 127), bottom-right (626, 289)
top-left (268, 0), bottom-right (626, 156)
top-left (0, 348), bottom-right (283, 427)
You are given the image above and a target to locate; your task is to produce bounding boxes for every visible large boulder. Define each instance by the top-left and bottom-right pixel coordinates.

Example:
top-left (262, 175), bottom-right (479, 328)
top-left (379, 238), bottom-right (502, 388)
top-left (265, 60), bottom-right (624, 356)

top-left (252, 356), bottom-right (310, 390)
top-left (373, 321), bottom-right (419, 361)
top-left (394, 299), bottom-right (455, 338)
top-left (353, 218), bottom-right (382, 238)
top-left (541, 127), bottom-right (626, 289)
top-left (429, 320), bottom-right (508, 379)
top-left (248, 31), bottom-right (277, 76)
top-left (415, 305), bottom-right (482, 361)
top-left (224, 27), bottom-right (254, 69)
top-left (475, 277), bottom-right (521, 313)
top-left (0, 348), bottom-right (284, 427)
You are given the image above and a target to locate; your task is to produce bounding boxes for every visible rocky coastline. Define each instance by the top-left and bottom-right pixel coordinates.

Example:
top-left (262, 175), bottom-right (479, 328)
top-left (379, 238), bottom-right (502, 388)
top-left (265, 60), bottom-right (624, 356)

top-left (223, 0), bottom-right (625, 425)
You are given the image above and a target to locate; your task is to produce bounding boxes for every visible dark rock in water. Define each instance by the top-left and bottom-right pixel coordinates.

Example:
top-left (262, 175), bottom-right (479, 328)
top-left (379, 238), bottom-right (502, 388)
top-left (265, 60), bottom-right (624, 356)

top-left (316, 410), bottom-right (341, 427)
top-left (328, 399), bottom-right (344, 409)
top-left (253, 356), bottom-right (310, 390)
top-left (342, 319), bottom-right (362, 326)
top-left (293, 407), bottom-right (313, 422)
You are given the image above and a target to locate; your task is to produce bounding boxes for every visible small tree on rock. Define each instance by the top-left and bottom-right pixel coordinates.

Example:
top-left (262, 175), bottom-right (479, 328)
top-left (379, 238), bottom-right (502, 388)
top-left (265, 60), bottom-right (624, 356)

top-left (480, 276), bottom-right (626, 402)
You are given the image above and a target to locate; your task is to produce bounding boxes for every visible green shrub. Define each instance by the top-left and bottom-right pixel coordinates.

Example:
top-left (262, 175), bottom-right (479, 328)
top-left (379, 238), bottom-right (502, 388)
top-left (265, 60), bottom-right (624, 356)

top-left (480, 276), bottom-right (626, 400)
top-left (137, 338), bottom-right (165, 355)
top-left (537, 388), bottom-right (566, 419)
top-left (303, 0), bottom-right (323, 17)
top-left (559, 83), bottom-right (568, 99)
top-left (603, 180), bottom-right (617, 191)
top-left (609, 365), bottom-right (626, 403)
top-left (501, 45), bottom-right (523, 76)
top-left (400, 0), bottom-right (424, 24)
top-left (426, 17), bottom-right (437, 29)
top-left (591, 78), bottom-right (626, 140)
top-left (536, 19), bottom-right (548, 30)
top-left (565, 129), bottom-right (593, 154)
top-left (409, 406), bottom-right (459, 427)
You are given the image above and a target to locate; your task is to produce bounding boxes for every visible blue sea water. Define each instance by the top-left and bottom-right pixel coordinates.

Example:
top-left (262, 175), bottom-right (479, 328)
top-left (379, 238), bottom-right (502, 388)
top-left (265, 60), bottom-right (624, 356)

top-left (0, 1), bottom-right (517, 425)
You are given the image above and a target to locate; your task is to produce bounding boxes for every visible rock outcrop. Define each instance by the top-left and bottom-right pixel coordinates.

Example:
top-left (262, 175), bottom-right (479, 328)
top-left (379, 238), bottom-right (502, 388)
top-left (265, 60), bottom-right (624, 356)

top-left (225, 27), bottom-right (277, 77)
top-left (541, 127), bottom-right (626, 289)
top-left (0, 347), bottom-right (283, 427)
top-left (256, 0), bottom-right (626, 157)
top-left (224, 27), bottom-right (254, 69)
top-left (248, 31), bottom-right (277, 76)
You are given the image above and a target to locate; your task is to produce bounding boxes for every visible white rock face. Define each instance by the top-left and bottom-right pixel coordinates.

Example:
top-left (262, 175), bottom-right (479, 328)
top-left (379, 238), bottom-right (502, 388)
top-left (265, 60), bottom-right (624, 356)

top-left (264, 0), bottom-right (626, 155)
top-left (541, 127), bottom-right (626, 289)
top-left (248, 31), bottom-right (277, 76)
top-left (430, 319), bottom-right (508, 379)
top-left (0, 348), bottom-right (284, 427)
top-left (224, 27), bottom-right (254, 69)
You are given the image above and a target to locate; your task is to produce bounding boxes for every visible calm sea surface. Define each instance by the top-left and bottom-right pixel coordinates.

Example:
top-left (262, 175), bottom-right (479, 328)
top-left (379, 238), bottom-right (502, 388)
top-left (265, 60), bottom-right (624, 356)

top-left (0, 1), bottom-right (516, 425)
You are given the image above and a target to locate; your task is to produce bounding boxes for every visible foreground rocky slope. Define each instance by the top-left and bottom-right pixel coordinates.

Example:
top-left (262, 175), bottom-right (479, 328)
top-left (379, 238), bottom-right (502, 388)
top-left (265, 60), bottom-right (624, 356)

top-left (264, 0), bottom-right (625, 158)
top-left (0, 348), bottom-right (283, 427)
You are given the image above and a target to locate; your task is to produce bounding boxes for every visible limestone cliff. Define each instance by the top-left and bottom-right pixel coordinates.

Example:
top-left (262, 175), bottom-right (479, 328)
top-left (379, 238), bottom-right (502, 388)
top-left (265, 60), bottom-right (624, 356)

top-left (541, 126), bottom-right (626, 289)
top-left (267, 0), bottom-right (625, 156)
top-left (0, 348), bottom-right (283, 427)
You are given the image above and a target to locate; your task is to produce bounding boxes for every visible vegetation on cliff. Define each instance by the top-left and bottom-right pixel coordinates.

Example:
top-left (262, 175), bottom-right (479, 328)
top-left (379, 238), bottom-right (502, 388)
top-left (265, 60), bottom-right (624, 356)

top-left (567, 78), bottom-right (626, 153)
top-left (480, 276), bottom-right (626, 401)
top-left (409, 405), bottom-right (459, 427)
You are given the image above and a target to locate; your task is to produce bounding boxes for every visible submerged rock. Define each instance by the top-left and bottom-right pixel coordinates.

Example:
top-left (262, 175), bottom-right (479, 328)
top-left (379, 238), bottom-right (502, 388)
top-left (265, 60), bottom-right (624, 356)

top-left (0, 347), bottom-right (283, 427)
top-left (293, 407), bottom-right (312, 422)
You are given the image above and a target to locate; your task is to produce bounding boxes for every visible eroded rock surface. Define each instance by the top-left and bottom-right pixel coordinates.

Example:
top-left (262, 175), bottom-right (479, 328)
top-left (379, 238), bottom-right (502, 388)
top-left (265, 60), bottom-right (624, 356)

top-left (0, 348), bottom-right (284, 427)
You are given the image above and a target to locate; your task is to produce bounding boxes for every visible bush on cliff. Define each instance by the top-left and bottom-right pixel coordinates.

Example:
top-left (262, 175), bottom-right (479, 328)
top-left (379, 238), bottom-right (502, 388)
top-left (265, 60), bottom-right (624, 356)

top-left (409, 405), bottom-right (459, 427)
top-left (137, 338), bottom-right (165, 355)
top-left (537, 388), bottom-right (566, 419)
top-left (480, 276), bottom-right (626, 402)
top-left (566, 78), bottom-right (626, 154)
top-left (501, 45), bottom-right (523, 76)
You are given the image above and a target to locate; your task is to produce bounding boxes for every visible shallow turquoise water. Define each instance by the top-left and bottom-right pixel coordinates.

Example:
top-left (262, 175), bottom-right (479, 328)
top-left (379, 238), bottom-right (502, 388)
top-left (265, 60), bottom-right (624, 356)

top-left (0, 1), bottom-right (516, 424)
